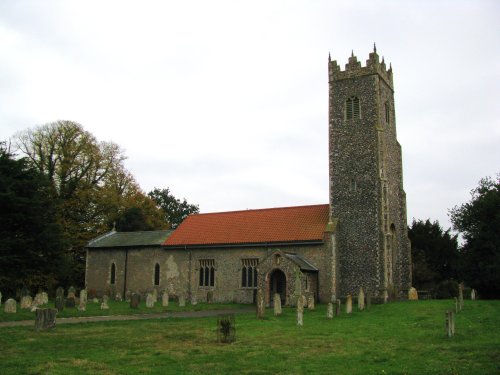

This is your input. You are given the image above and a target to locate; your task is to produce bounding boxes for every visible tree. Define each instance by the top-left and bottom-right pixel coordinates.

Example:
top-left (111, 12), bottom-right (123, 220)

top-left (148, 187), bottom-right (199, 228)
top-left (450, 175), bottom-right (500, 298)
top-left (0, 143), bottom-right (66, 296)
top-left (408, 219), bottom-right (459, 291)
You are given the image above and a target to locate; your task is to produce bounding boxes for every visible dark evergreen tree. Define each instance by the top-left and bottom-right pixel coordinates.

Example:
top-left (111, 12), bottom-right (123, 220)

top-left (450, 175), bottom-right (500, 299)
top-left (115, 206), bottom-right (154, 232)
top-left (148, 187), bottom-right (199, 228)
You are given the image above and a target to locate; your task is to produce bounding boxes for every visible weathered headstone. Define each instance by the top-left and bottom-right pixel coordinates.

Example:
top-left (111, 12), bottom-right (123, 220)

top-left (41, 292), bottom-right (49, 305)
top-left (471, 289), bottom-right (476, 301)
top-left (92, 297), bottom-right (99, 303)
top-left (67, 286), bottom-right (76, 299)
top-left (445, 310), bottom-right (455, 337)
top-left (346, 294), bottom-right (352, 314)
top-left (358, 288), bottom-right (365, 311)
top-left (35, 308), bottom-right (57, 331)
top-left (307, 295), bottom-right (315, 310)
top-left (56, 287), bottom-right (64, 299)
top-left (217, 314), bottom-right (236, 343)
top-left (78, 298), bottom-right (87, 311)
top-left (207, 291), bottom-right (214, 304)
top-left (191, 295), bottom-right (198, 306)
top-left (297, 295), bottom-right (304, 326)
top-left (336, 299), bottom-right (341, 316)
top-left (55, 296), bottom-right (64, 312)
top-left (79, 289), bottom-right (88, 305)
top-left (146, 293), bottom-right (155, 308)
top-left (20, 295), bottom-right (33, 309)
top-left (327, 302), bottom-right (334, 319)
top-left (162, 291), bottom-right (169, 307)
top-left (256, 289), bottom-right (265, 319)
top-left (101, 295), bottom-right (109, 310)
top-left (4, 298), bottom-right (16, 313)
top-left (130, 293), bottom-right (140, 308)
top-left (33, 293), bottom-right (44, 306)
top-left (273, 293), bottom-right (282, 316)
top-left (178, 295), bottom-right (186, 307)
top-left (408, 287), bottom-right (418, 301)
top-left (125, 290), bottom-right (132, 302)
top-left (115, 292), bottom-right (122, 302)
top-left (458, 283), bottom-right (464, 310)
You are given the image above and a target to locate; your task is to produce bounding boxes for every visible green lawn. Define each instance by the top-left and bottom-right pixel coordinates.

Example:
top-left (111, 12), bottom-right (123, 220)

top-left (0, 300), bottom-right (498, 374)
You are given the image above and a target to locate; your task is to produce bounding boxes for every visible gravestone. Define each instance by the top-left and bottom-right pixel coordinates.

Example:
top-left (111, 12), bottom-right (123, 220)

top-left (20, 295), bottom-right (33, 309)
top-left (78, 298), bottom-right (87, 311)
top-left (41, 292), bottom-right (49, 305)
top-left (346, 294), bottom-right (352, 314)
top-left (35, 308), bottom-right (57, 331)
top-left (162, 291), bottom-right (169, 307)
top-left (273, 293), bottom-right (282, 316)
top-left (56, 287), bottom-right (64, 299)
top-left (101, 295), bottom-right (109, 310)
top-left (4, 298), bottom-right (16, 313)
top-left (34, 293), bottom-right (44, 306)
top-left (408, 287), bottom-right (418, 301)
top-left (146, 293), bottom-right (155, 308)
top-left (217, 314), bottom-right (236, 343)
top-left (307, 295), bottom-right (315, 310)
top-left (79, 289), bottom-right (88, 305)
top-left (296, 295), bottom-right (304, 326)
top-left (336, 299), bottom-right (341, 316)
top-left (178, 295), bottom-right (186, 307)
top-left (445, 310), bottom-right (455, 337)
top-left (327, 302), bottom-right (334, 319)
top-left (207, 291), bottom-right (214, 304)
top-left (115, 292), bottom-right (122, 302)
top-left (67, 286), bottom-right (76, 299)
top-left (65, 296), bottom-right (76, 308)
top-left (130, 293), bottom-right (140, 308)
top-left (191, 295), bottom-right (198, 306)
top-left (92, 298), bottom-right (99, 303)
top-left (55, 296), bottom-right (64, 312)
top-left (256, 289), bottom-right (265, 319)
top-left (358, 288), bottom-right (365, 311)
top-left (471, 289), bottom-right (476, 301)
top-left (125, 290), bottom-right (132, 302)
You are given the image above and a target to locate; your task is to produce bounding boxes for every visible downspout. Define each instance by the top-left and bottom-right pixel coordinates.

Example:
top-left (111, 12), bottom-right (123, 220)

top-left (187, 246), bottom-right (192, 301)
top-left (123, 249), bottom-right (129, 297)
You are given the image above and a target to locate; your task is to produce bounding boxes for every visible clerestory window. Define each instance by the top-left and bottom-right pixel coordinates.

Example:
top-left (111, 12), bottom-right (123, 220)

top-left (346, 96), bottom-right (360, 120)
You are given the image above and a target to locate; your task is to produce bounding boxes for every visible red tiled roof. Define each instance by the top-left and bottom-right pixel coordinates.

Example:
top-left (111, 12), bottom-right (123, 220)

top-left (163, 204), bottom-right (330, 247)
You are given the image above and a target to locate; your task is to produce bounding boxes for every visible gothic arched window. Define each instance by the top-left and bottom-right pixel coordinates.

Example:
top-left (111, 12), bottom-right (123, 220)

top-left (346, 96), bottom-right (360, 120)
top-left (385, 101), bottom-right (390, 125)
top-left (110, 263), bottom-right (116, 285)
top-left (199, 259), bottom-right (215, 287)
top-left (154, 263), bottom-right (160, 286)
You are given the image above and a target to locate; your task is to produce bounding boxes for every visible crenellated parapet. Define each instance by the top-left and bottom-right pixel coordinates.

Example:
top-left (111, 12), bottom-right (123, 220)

top-left (328, 44), bottom-right (393, 89)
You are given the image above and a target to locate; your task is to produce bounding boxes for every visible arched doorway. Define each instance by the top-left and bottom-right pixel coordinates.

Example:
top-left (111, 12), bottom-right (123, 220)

top-left (270, 269), bottom-right (286, 305)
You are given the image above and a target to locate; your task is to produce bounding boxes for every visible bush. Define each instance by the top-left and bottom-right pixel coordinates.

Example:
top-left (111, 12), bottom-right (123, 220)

top-left (433, 279), bottom-right (459, 299)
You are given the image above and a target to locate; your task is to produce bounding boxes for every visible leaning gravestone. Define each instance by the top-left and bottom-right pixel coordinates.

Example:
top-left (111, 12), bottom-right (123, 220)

top-left (273, 293), bottom-right (282, 316)
top-left (178, 295), bottom-right (186, 307)
top-left (346, 294), bottom-right (352, 314)
top-left (256, 289), bottom-right (265, 319)
top-left (217, 314), bottom-right (236, 343)
top-left (307, 295), bottom-right (315, 310)
top-left (130, 293), bottom-right (140, 308)
top-left (20, 295), bottom-right (33, 309)
top-left (408, 287), bottom-right (418, 301)
top-left (55, 296), bottom-right (64, 312)
top-left (35, 308), bottom-right (57, 331)
top-left (101, 295), bottom-right (109, 310)
top-left (358, 288), bottom-right (365, 311)
top-left (297, 295), bottom-right (304, 326)
top-left (162, 291), bottom-right (169, 307)
top-left (4, 298), bottom-right (16, 313)
top-left (327, 302), bottom-right (334, 319)
top-left (146, 293), bottom-right (155, 308)
top-left (336, 299), bottom-right (341, 316)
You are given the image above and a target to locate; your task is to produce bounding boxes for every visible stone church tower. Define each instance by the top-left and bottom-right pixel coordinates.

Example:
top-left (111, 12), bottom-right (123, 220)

top-left (328, 46), bottom-right (412, 298)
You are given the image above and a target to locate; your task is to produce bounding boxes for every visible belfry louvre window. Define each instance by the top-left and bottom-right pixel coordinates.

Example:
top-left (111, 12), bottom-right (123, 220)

top-left (199, 259), bottom-right (215, 287)
top-left (346, 96), bottom-right (360, 120)
top-left (241, 259), bottom-right (258, 288)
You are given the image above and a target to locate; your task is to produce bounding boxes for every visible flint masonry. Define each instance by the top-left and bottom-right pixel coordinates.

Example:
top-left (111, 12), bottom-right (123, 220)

top-left (86, 47), bottom-right (412, 305)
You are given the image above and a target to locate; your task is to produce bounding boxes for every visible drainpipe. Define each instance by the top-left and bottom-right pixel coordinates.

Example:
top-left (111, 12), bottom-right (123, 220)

top-left (123, 249), bottom-right (129, 297)
top-left (187, 246), bottom-right (192, 301)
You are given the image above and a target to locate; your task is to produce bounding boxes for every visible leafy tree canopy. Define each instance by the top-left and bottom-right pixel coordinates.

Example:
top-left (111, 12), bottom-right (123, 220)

top-left (148, 187), bottom-right (199, 228)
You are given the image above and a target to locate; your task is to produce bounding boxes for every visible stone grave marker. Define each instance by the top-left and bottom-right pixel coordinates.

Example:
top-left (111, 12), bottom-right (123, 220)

top-left (130, 293), bottom-right (140, 308)
top-left (55, 295), bottom-right (64, 312)
top-left (115, 292), bottom-right (122, 302)
top-left (358, 288), bottom-right (365, 311)
top-left (408, 287), bottom-right (418, 301)
top-left (4, 298), bottom-right (16, 313)
top-left (296, 295), bottom-right (304, 326)
top-left (162, 291), bottom-right (169, 307)
top-left (146, 293), bottom-right (155, 308)
top-left (336, 299), bottom-right (341, 316)
top-left (207, 291), bottom-right (214, 304)
top-left (41, 291), bottom-right (49, 305)
top-left (346, 294), bottom-right (352, 314)
top-left (256, 289), bottom-right (265, 319)
top-left (471, 289), bottom-right (476, 300)
top-left (33, 293), bottom-right (44, 306)
top-left (307, 295), bottom-right (315, 310)
top-left (101, 295), bottom-right (109, 310)
top-left (56, 287), bottom-right (64, 299)
top-left (327, 302), bottom-right (334, 319)
top-left (35, 308), bottom-right (57, 331)
top-left (217, 314), bottom-right (236, 343)
top-left (273, 293), bottom-right (282, 316)
top-left (445, 310), bottom-right (455, 337)
top-left (178, 295), bottom-right (186, 307)
top-left (191, 295), bottom-right (198, 306)
top-left (125, 290), bottom-right (132, 302)
top-left (67, 286), bottom-right (76, 299)
top-left (20, 295), bottom-right (33, 309)
top-left (78, 298), bottom-right (87, 311)
top-left (80, 289), bottom-right (88, 305)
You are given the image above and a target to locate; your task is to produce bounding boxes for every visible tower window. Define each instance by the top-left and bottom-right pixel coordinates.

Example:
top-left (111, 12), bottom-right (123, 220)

top-left (154, 263), bottom-right (160, 286)
top-left (110, 263), bottom-right (116, 285)
top-left (199, 259), bottom-right (215, 287)
top-left (241, 259), bottom-right (258, 288)
top-left (346, 97), bottom-right (360, 120)
top-left (385, 102), bottom-right (390, 125)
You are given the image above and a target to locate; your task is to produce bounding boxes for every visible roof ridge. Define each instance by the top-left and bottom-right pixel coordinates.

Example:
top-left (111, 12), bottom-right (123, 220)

top-left (195, 203), bottom-right (329, 216)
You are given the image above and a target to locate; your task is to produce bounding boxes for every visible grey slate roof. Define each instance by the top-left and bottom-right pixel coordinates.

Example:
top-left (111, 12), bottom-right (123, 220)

top-left (86, 230), bottom-right (173, 248)
top-left (284, 252), bottom-right (318, 272)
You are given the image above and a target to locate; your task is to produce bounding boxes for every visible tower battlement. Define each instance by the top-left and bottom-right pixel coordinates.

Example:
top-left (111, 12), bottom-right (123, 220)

top-left (328, 44), bottom-right (393, 90)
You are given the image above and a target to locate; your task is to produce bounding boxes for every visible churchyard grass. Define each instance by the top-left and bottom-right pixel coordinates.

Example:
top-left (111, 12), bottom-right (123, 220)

top-left (0, 300), bottom-right (249, 322)
top-left (0, 300), bottom-right (498, 374)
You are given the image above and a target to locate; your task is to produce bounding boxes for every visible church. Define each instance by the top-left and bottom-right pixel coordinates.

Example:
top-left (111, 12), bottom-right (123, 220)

top-left (85, 47), bottom-right (412, 305)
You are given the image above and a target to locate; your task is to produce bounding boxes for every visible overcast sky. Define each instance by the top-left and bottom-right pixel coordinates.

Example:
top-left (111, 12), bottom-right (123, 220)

top-left (1, 0), bottom-right (499, 231)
